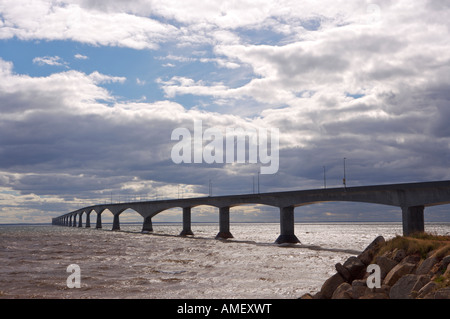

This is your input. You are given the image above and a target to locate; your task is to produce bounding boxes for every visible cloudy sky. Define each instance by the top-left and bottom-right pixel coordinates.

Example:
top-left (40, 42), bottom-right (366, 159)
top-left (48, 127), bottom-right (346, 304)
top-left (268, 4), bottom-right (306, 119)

top-left (1, 0), bottom-right (450, 224)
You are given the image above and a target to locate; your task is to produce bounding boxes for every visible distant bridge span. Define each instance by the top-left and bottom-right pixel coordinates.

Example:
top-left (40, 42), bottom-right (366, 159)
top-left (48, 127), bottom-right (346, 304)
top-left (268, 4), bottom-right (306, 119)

top-left (52, 180), bottom-right (450, 244)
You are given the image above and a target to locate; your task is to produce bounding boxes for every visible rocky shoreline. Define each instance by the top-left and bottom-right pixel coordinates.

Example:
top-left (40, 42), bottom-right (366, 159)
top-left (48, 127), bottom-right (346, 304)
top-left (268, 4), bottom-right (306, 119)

top-left (301, 235), bottom-right (450, 299)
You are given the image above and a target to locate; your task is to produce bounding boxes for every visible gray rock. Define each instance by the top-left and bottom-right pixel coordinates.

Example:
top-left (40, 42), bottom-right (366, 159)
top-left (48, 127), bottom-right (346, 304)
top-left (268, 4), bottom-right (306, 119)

top-left (384, 262), bottom-right (416, 286)
top-left (416, 281), bottom-right (438, 299)
top-left (442, 255), bottom-right (450, 270)
top-left (375, 255), bottom-right (398, 279)
top-left (392, 249), bottom-right (406, 262)
top-left (319, 273), bottom-right (345, 299)
top-left (401, 254), bottom-right (421, 265)
top-left (343, 256), bottom-right (366, 281)
top-left (389, 274), bottom-right (430, 299)
top-left (351, 279), bottom-right (369, 299)
top-left (358, 236), bottom-right (385, 265)
top-left (434, 287), bottom-right (450, 299)
top-left (415, 256), bottom-right (438, 275)
top-left (332, 282), bottom-right (352, 299)
top-left (412, 275), bottom-right (431, 293)
top-left (335, 262), bottom-right (351, 282)
top-left (390, 274), bottom-right (418, 299)
top-left (445, 263), bottom-right (450, 277)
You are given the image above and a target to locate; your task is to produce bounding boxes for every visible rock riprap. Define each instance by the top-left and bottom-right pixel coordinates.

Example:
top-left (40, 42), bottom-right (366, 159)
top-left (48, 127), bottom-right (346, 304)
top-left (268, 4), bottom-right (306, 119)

top-left (300, 235), bottom-right (450, 299)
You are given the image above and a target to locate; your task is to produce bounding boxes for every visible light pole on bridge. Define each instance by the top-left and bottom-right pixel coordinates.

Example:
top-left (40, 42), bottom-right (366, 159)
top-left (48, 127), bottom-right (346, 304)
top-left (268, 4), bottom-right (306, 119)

top-left (343, 157), bottom-right (347, 189)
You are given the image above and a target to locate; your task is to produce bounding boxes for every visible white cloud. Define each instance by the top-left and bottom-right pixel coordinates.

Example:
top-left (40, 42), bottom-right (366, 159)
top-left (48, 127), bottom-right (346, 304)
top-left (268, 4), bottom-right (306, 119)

top-left (162, 63), bottom-right (175, 68)
top-left (32, 55), bottom-right (68, 67)
top-left (0, 0), bottom-right (179, 49)
top-left (89, 71), bottom-right (126, 84)
top-left (74, 53), bottom-right (88, 60)
top-left (136, 78), bottom-right (146, 86)
top-left (0, 58), bottom-right (121, 114)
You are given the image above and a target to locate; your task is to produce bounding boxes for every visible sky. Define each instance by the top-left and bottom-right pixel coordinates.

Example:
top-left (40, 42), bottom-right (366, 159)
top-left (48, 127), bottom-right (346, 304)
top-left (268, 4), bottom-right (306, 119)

top-left (1, 0), bottom-right (450, 224)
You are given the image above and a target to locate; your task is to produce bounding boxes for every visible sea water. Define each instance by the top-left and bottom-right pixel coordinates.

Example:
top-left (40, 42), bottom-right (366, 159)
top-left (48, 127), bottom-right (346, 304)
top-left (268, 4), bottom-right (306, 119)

top-left (1, 222), bottom-right (449, 299)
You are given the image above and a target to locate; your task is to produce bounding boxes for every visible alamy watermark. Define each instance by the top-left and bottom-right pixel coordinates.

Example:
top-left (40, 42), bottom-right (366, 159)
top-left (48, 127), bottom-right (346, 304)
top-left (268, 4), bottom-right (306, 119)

top-left (366, 3), bottom-right (381, 24)
top-left (66, 264), bottom-right (81, 288)
top-left (171, 120), bottom-right (279, 174)
top-left (366, 263), bottom-right (381, 289)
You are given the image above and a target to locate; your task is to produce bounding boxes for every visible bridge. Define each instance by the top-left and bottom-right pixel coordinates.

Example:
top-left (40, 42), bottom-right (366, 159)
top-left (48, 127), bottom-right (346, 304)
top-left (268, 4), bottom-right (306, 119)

top-left (52, 180), bottom-right (450, 244)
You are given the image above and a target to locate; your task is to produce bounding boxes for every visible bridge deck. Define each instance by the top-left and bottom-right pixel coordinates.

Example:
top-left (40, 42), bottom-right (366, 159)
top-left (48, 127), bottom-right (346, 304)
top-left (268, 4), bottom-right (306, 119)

top-left (52, 180), bottom-right (450, 243)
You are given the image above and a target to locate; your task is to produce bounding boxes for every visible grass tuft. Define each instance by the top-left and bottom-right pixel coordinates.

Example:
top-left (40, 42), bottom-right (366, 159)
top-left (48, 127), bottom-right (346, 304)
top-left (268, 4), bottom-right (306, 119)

top-left (377, 233), bottom-right (450, 260)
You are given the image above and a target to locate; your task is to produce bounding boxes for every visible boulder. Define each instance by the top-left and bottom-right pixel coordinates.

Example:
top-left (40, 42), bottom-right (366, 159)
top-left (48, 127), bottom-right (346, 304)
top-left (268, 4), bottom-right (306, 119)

top-left (375, 256), bottom-right (398, 279)
top-left (445, 263), bottom-right (450, 277)
top-left (352, 279), bottom-right (369, 299)
top-left (401, 254), bottom-right (421, 265)
top-left (332, 282), bottom-right (352, 299)
top-left (442, 255), bottom-right (450, 271)
top-left (383, 262), bottom-right (416, 286)
top-left (430, 262), bottom-right (443, 276)
top-left (389, 274), bottom-right (429, 299)
top-left (416, 281), bottom-right (438, 299)
top-left (318, 273), bottom-right (345, 299)
top-left (415, 256), bottom-right (438, 275)
top-left (357, 236), bottom-right (385, 265)
top-left (412, 275), bottom-right (431, 294)
top-left (335, 262), bottom-right (351, 282)
top-left (312, 291), bottom-right (323, 299)
top-left (343, 256), bottom-right (366, 280)
top-left (434, 287), bottom-right (450, 299)
top-left (376, 284), bottom-right (392, 296)
top-left (392, 249), bottom-right (406, 262)
top-left (336, 256), bottom-right (366, 282)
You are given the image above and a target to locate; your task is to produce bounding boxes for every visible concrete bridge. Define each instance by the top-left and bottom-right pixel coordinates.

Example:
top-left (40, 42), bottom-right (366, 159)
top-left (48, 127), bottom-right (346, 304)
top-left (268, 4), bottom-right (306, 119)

top-left (52, 180), bottom-right (450, 244)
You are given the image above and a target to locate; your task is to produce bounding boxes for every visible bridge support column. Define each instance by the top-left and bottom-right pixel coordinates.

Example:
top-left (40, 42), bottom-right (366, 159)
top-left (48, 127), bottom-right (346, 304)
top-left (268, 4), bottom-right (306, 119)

top-left (275, 206), bottom-right (300, 244)
top-left (180, 207), bottom-right (194, 236)
top-left (78, 214), bottom-right (83, 227)
top-left (215, 206), bottom-right (233, 239)
top-left (96, 214), bottom-right (102, 229)
top-left (112, 214), bottom-right (120, 231)
top-left (142, 216), bottom-right (153, 233)
top-left (402, 205), bottom-right (424, 236)
top-left (85, 213), bottom-right (91, 228)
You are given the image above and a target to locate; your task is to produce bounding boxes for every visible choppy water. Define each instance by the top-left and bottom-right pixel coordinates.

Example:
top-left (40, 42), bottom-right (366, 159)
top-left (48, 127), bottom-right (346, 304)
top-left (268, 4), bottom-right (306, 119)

top-left (1, 222), bottom-right (449, 299)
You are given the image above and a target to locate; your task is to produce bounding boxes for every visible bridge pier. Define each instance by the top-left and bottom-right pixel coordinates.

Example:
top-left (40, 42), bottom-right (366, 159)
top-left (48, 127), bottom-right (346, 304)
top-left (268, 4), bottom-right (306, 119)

top-left (72, 215), bottom-right (77, 227)
top-left (402, 205), bottom-right (425, 236)
top-left (112, 214), bottom-right (120, 231)
top-left (142, 216), bottom-right (153, 233)
top-left (85, 213), bottom-right (91, 228)
top-left (275, 206), bottom-right (300, 244)
top-left (180, 207), bottom-right (194, 236)
top-left (78, 214), bottom-right (83, 227)
top-left (215, 206), bottom-right (234, 239)
top-left (96, 213), bottom-right (102, 229)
